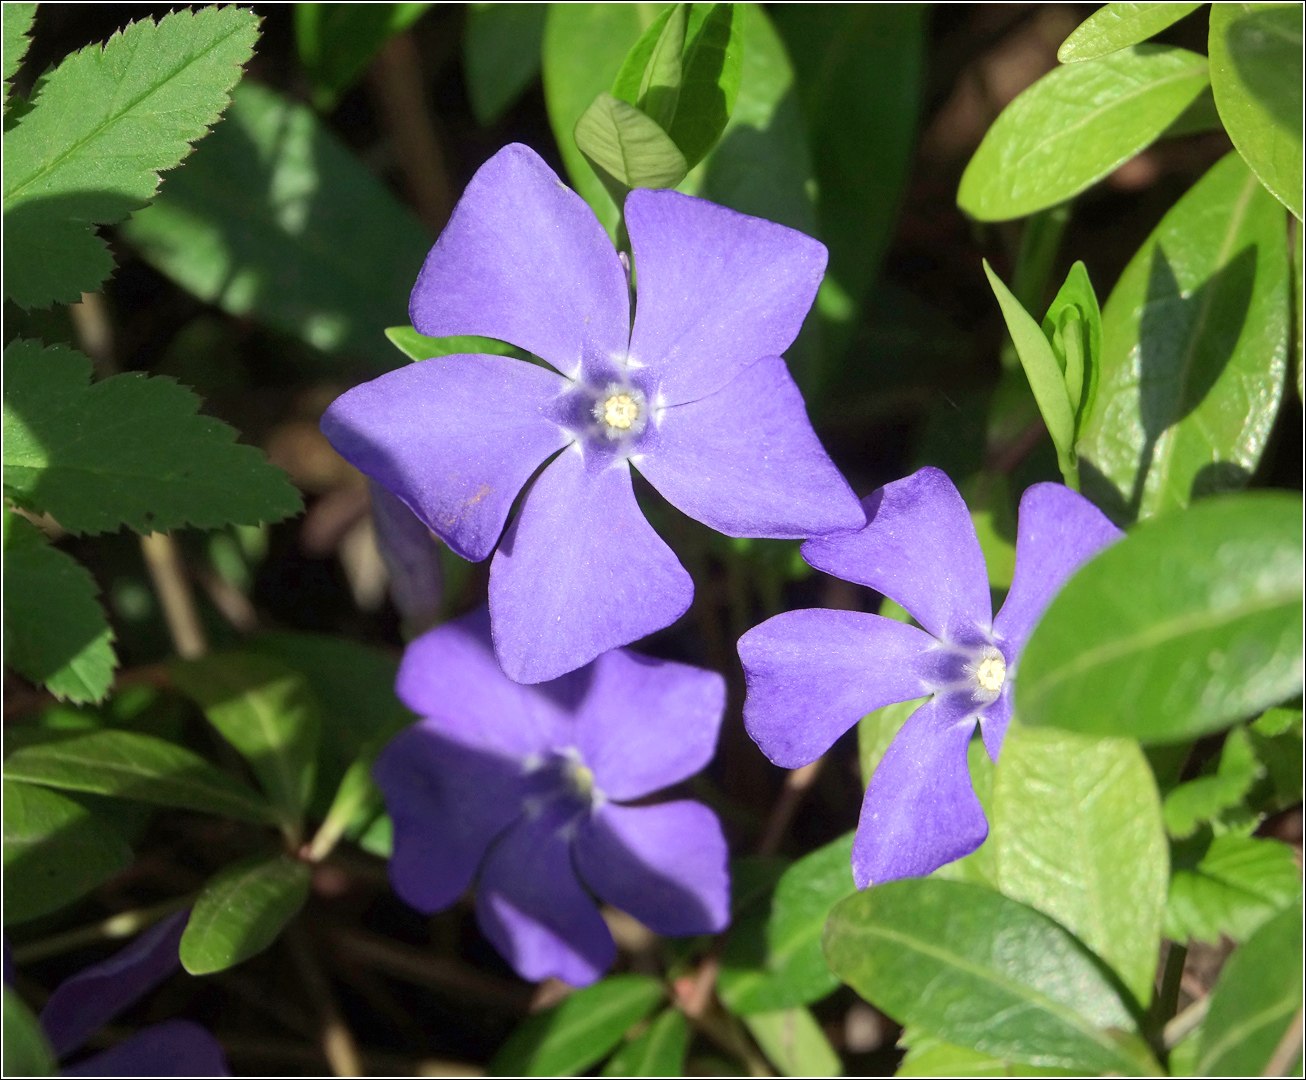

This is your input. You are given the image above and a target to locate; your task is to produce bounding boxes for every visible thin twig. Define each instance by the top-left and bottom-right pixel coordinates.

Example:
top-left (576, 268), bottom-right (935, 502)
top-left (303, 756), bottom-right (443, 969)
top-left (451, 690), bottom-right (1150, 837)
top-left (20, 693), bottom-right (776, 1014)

top-left (10, 895), bottom-right (192, 964)
top-left (1163, 994), bottom-right (1209, 1050)
top-left (287, 924), bottom-right (366, 1078)
top-left (140, 532), bottom-right (208, 659)
top-left (755, 758), bottom-right (826, 857)
top-left (69, 291), bottom-right (117, 377)
top-left (1262, 1008), bottom-right (1305, 1077)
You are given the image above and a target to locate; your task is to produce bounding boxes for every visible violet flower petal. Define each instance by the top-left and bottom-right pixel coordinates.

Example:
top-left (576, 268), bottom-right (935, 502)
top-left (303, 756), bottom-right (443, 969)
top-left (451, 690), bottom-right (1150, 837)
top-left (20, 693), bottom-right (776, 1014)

top-left (739, 609), bottom-right (940, 769)
top-left (40, 911), bottom-right (187, 1058)
top-left (369, 480), bottom-right (443, 628)
top-left (409, 144), bottom-right (631, 378)
top-left (475, 807), bottom-right (616, 986)
top-left (489, 452), bottom-right (693, 684)
top-left (853, 695), bottom-right (987, 888)
top-left (321, 355), bottom-right (571, 562)
top-left (802, 467), bottom-right (993, 646)
top-left (374, 722), bottom-right (529, 912)
top-left (570, 650), bottom-right (725, 801)
top-left (625, 188), bottom-right (827, 404)
top-left (993, 481), bottom-right (1124, 665)
top-left (978, 685), bottom-right (1013, 764)
top-left (62, 1020), bottom-right (229, 1077)
top-left (635, 357), bottom-right (864, 538)
top-left (575, 801), bottom-right (730, 937)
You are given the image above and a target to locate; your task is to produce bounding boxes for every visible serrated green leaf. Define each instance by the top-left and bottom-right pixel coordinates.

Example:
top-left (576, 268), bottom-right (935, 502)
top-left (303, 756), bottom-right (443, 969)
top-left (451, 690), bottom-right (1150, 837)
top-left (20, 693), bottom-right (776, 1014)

top-left (295, 2), bottom-right (431, 112)
top-left (1163, 727), bottom-right (1264, 837)
top-left (743, 1006), bottom-right (842, 1077)
top-left (1166, 833), bottom-right (1302, 944)
top-left (1016, 492), bottom-right (1304, 743)
top-left (1041, 260), bottom-right (1102, 436)
top-left (170, 652), bottom-right (320, 820)
top-left (823, 879), bottom-right (1151, 1075)
top-left (1079, 152), bottom-right (1290, 521)
top-left (1209, 3), bottom-right (1303, 221)
top-left (180, 854), bottom-right (310, 974)
top-left (3, 728), bottom-right (279, 826)
top-left (1196, 898), bottom-right (1303, 1075)
top-left (489, 975), bottom-right (665, 1077)
top-left (574, 90), bottom-right (688, 206)
top-left (464, 3), bottom-right (547, 126)
top-left (2, 2), bottom-right (36, 97)
top-left (2, 339), bottom-right (301, 534)
top-left (1248, 705), bottom-right (1303, 812)
top-left (3, 987), bottom-right (57, 1075)
top-left (384, 325), bottom-right (526, 363)
top-left (896, 1027), bottom-right (1082, 1076)
top-left (3, 509), bottom-right (116, 703)
top-left (2, 6), bottom-right (260, 308)
top-left (1058, 3), bottom-right (1203, 63)
top-left (2, 779), bottom-right (132, 925)
top-left (669, 3), bottom-right (745, 169)
top-left (992, 724), bottom-right (1168, 1006)
top-left (601, 1008), bottom-right (689, 1077)
top-left (958, 46), bottom-right (1209, 222)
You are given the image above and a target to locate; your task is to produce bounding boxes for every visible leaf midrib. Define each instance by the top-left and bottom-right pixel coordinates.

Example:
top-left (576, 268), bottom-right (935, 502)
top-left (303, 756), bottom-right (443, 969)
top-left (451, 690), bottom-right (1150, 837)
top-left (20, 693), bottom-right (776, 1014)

top-left (1197, 993), bottom-right (1300, 1074)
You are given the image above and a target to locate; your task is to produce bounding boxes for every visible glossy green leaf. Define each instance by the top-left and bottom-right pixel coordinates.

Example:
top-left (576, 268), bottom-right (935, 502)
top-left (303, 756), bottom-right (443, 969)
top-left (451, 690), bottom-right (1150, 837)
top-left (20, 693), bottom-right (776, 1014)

top-left (2, 2), bottom-right (35, 98)
top-left (958, 46), bottom-right (1209, 222)
top-left (601, 1008), bottom-right (689, 1077)
top-left (464, 3), bottom-right (547, 126)
top-left (2, 6), bottom-right (259, 308)
top-left (180, 855), bottom-right (310, 975)
top-left (3, 340), bottom-right (301, 535)
top-left (573, 91), bottom-right (688, 205)
top-left (295, 2), bottom-right (431, 112)
top-left (2, 780), bottom-right (132, 925)
top-left (743, 1007), bottom-right (842, 1077)
top-left (1163, 727), bottom-right (1263, 837)
top-left (1058, 3), bottom-right (1203, 63)
top-left (3, 988), bottom-right (56, 1075)
top-left (171, 653), bottom-right (321, 819)
top-left (1196, 898), bottom-right (1303, 1075)
top-left (1079, 152), bottom-right (1290, 521)
top-left (992, 724), bottom-right (1168, 1006)
top-left (1041, 260), bottom-right (1103, 435)
top-left (823, 879), bottom-right (1149, 1074)
top-left (122, 80), bottom-right (431, 372)
top-left (1016, 492), bottom-right (1304, 743)
top-left (489, 974), bottom-right (665, 1077)
top-left (896, 1027), bottom-right (1081, 1076)
top-left (3, 510), bottom-right (115, 703)
top-left (1209, 3), bottom-right (1303, 221)
top-left (668, 3), bottom-right (745, 169)
top-left (3, 729), bottom-right (280, 827)
top-left (1166, 833), bottom-right (1302, 945)
top-left (384, 325), bottom-right (525, 363)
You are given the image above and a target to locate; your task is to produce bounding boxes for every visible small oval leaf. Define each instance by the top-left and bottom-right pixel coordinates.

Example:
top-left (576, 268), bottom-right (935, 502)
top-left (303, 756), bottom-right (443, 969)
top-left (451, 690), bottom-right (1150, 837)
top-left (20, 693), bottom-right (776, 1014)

top-left (180, 855), bottom-right (310, 975)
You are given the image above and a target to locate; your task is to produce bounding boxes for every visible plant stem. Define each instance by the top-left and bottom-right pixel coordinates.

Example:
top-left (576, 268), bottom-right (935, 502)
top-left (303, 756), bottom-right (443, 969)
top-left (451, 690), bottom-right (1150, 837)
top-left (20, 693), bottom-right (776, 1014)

top-left (10, 895), bottom-right (193, 964)
top-left (140, 532), bottom-right (208, 659)
top-left (287, 924), bottom-right (365, 1078)
top-left (756, 758), bottom-right (825, 857)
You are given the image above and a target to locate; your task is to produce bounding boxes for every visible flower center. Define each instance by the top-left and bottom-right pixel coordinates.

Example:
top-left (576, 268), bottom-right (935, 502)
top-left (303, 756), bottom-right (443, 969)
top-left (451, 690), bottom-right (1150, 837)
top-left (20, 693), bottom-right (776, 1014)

top-left (590, 383), bottom-right (647, 440)
top-left (564, 759), bottom-right (596, 801)
top-left (975, 654), bottom-right (1005, 692)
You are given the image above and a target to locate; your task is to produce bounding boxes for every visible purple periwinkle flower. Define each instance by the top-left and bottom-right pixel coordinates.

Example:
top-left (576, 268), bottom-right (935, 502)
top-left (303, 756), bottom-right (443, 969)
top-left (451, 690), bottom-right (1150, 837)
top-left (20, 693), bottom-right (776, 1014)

top-left (374, 607), bottom-right (731, 987)
top-left (738, 467), bottom-right (1122, 888)
top-left (322, 143), bottom-right (864, 684)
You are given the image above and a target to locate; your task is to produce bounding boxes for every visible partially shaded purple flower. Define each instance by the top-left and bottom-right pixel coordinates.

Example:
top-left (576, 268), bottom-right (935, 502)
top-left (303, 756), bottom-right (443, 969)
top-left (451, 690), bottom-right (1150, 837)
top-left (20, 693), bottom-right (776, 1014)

top-left (374, 607), bottom-right (731, 987)
top-left (369, 479), bottom-right (443, 633)
top-left (738, 468), bottom-right (1122, 888)
top-left (322, 143), bottom-right (864, 684)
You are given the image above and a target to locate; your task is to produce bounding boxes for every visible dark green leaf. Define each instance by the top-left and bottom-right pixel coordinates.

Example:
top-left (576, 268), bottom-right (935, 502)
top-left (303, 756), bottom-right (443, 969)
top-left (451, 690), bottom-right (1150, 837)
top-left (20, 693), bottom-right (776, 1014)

top-left (384, 325), bottom-right (526, 363)
top-left (180, 854), bottom-right (310, 974)
top-left (464, 3), bottom-right (547, 126)
top-left (958, 46), bottom-right (1209, 222)
top-left (1041, 260), bottom-right (1103, 436)
top-left (2, 6), bottom-right (259, 308)
top-left (573, 91), bottom-right (688, 205)
top-left (122, 80), bottom-right (431, 372)
top-left (992, 724), bottom-right (1168, 1006)
top-left (1079, 152), bottom-right (1290, 521)
top-left (823, 879), bottom-right (1150, 1074)
top-left (3, 509), bottom-right (116, 703)
top-left (1016, 492), bottom-right (1303, 743)
top-left (2, 2), bottom-right (35, 97)
top-left (1208, 3), bottom-right (1303, 220)
top-left (1058, 3), bottom-right (1203, 63)
top-left (3, 340), bottom-right (301, 534)
top-left (2, 779), bottom-right (132, 925)
top-left (3, 987), bottom-right (56, 1075)
top-left (1196, 898), bottom-right (1302, 1075)
top-left (3, 729), bottom-right (280, 827)
top-left (1163, 727), bottom-right (1263, 837)
top-left (669, 3), bottom-right (745, 169)
top-left (896, 1027), bottom-right (1082, 1076)
top-left (601, 1008), bottom-right (689, 1077)
top-left (295, 2), bottom-right (431, 112)
top-left (742, 1007), bottom-right (842, 1077)
top-left (1166, 833), bottom-right (1302, 945)
top-left (490, 974), bottom-right (665, 1077)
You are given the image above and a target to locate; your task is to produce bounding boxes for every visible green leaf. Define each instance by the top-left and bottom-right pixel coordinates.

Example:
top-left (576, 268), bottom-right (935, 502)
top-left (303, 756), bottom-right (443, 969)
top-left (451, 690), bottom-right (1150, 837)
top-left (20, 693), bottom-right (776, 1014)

top-left (2, 2), bottom-right (36, 97)
top-left (121, 79), bottom-right (431, 372)
top-left (859, 698), bottom-right (923, 789)
top-left (958, 46), bottom-right (1210, 221)
top-left (170, 653), bottom-right (320, 820)
top-left (3, 509), bottom-right (116, 703)
top-left (633, 3), bottom-right (685, 130)
top-left (1041, 260), bottom-right (1103, 436)
top-left (1166, 833), bottom-right (1302, 945)
top-left (573, 90), bottom-right (689, 205)
top-left (601, 1009), bottom-right (689, 1077)
top-left (3, 729), bottom-right (280, 826)
top-left (3, 987), bottom-right (57, 1076)
top-left (2, 779), bottom-right (132, 925)
top-left (896, 1027), bottom-right (1082, 1076)
top-left (1208, 3), bottom-right (1303, 221)
top-left (822, 879), bottom-right (1150, 1074)
top-left (1196, 898), bottom-right (1303, 1075)
top-left (3, 340), bottom-right (301, 535)
top-left (180, 854), bottom-right (310, 974)
top-left (1163, 727), bottom-right (1264, 837)
top-left (1058, 4), bottom-right (1203, 63)
top-left (742, 1007), bottom-right (843, 1077)
top-left (1079, 152), bottom-right (1290, 521)
top-left (295, 3), bottom-right (431, 112)
top-left (1248, 705), bottom-right (1303, 811)
top-left (991, 724), bottom-right (1168, 1006)
top-left (668, 3), bottom-right (745, 169)
top-left (719, 831), bottom-right (855, 1014)
top-left (1016, 492), bottom-right (1304, 743)
top-left (489, 974), bottom-right (665, 1077)
top-left (611, 7), bottom-right (676, 105)
top-left (464, 3), bottom-right (547, 126)
top-left (2, 6), bottom-right (260, 308)
top-left (384, 325), bottom-right (526, 363)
